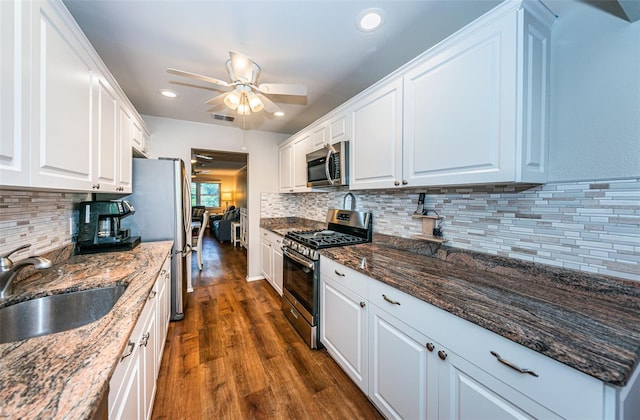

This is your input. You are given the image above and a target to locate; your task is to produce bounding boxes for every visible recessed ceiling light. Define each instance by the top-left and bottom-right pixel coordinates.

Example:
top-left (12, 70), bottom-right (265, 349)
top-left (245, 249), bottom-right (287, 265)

top-left (159, 89), bottom-right (178, 98)
top-left (274, 111), bottom-right (285, 117)
top-left (357, 8), bottom-right (384, 32)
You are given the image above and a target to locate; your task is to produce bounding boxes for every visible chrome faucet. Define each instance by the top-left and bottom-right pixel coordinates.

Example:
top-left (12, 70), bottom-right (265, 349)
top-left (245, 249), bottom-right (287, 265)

top-left (0, 244), bottom-right (52, 298)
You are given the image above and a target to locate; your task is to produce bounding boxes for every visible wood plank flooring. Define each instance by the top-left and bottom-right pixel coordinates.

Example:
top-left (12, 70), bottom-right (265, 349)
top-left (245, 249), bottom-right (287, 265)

top-left (152, 230), bottom-right (383, 419)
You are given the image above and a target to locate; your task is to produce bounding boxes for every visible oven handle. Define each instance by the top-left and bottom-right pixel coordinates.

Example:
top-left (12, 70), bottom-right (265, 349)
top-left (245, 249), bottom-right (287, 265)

top-left (283, 248), bottom-right (315, 270)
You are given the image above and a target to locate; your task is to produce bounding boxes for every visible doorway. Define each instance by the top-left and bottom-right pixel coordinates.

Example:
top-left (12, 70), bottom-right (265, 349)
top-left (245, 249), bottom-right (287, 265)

top-left (190, 148), bottom-right (248, 276)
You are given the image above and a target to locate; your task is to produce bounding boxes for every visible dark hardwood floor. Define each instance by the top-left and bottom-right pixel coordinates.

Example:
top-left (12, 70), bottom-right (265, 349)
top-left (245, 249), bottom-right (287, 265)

top-left (152, 229), bottom-right (383, 419)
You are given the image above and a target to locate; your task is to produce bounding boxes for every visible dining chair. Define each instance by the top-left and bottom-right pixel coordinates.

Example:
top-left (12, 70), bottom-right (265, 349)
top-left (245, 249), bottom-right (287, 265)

top-left (192, 210), bottom-right (209, 270)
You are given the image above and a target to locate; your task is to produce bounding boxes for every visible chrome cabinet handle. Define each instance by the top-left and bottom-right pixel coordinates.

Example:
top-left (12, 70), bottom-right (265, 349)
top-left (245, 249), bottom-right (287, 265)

top-left (334, 270), bottom-right (345, 277)
top-left (394, 180), bottom-right (400, 186)
top-left (140, 332), bottom-right (150, 347)
top-left (382, 294), bottom-right (400, 305)
top-left (120, 340), bottom-right (135, 361)
top-left (359, 301), bottom-right (366, 308)
top-left (438, 350), bottom-right (447, 361)
top-left (426, 342), bottom-right (435, 352)
top-left (148, 291), bottom-right (157, 300)
top-left (92, 183), bottom-right (100, 189)
top-left (402, 180), bottom-right (408, 185)
top-left (490, 351), bottom-right (539, 377)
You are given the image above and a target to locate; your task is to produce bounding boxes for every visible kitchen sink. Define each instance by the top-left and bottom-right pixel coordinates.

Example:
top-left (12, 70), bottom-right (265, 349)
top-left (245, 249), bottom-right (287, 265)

top-left (0, 284), bottom-right (127, 344)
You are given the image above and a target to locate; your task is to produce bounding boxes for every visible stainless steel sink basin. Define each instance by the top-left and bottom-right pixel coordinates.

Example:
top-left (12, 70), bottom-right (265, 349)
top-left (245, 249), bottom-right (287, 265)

top-left (0, 284), bottom-right (127, 344)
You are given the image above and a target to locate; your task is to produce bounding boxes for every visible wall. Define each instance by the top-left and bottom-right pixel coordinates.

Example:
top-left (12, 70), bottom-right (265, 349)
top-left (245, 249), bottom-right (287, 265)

top-left (261, 177), bottom-right (640, 281)
top-left (0, 190), bottom-right (88, 260)
top-left (235, 166), bottom-right (248, 208)
top-left (548, 0), bottom-right (640, 181)
top-left (144, 115), bottom-right (286, 285)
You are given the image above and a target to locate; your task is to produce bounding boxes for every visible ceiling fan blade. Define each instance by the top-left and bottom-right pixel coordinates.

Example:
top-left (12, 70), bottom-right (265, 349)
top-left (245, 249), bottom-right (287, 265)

top-left (228, 51), bottom-right (261, 84)
top-left (195, 154), bottom-right (213, 160)
top-left (167, 68), bottom-right (230, 87)
top-left (205, 93), bottom-right (227, 106)
top-left (256, 93), bottom-right (281, 114)
top-left (257, 83), bottom-right (307, 96)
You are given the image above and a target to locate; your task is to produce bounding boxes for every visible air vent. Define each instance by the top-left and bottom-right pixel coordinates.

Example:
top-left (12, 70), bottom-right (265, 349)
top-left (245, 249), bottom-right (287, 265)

top-left (212, 114), bottom-right (235, 122)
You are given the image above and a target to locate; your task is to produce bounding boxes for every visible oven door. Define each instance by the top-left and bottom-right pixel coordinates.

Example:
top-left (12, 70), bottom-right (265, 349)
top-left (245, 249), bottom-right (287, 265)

top-left (282, 247), bottom-right (317, 326)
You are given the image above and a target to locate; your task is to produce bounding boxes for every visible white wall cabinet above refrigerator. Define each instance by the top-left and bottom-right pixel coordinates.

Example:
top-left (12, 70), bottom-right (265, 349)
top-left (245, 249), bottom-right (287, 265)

top-left (0, 0), bottom-right (147, 193)
top-left (338, 0), bottom-right (553, 190)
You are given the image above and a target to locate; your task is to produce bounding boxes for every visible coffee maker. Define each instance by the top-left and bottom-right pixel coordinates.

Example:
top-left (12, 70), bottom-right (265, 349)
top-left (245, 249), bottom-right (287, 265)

top-left (76, 201), bottom-right (141, 254)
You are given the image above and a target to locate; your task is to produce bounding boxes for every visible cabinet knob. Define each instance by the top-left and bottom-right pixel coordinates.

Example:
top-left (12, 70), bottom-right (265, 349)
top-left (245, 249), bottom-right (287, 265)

top-left (426, 342), bottom-right (435, 352)
top-left (438, 350), bottom-right (447, 361)
top-left (402, 180), bottom-right (408, 185)
top-left (394, 180), bottom-right (400, 186)
top-left (92, 183), bottom-right (100, 190)
top-left (359, 301), bottom-right (366, 308)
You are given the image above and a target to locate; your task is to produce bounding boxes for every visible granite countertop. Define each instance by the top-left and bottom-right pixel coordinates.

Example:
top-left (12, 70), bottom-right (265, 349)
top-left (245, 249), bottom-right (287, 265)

top-left (261, 217), bottom-right (640, 386)
top-left (0, 241), bottom-right (173, 419)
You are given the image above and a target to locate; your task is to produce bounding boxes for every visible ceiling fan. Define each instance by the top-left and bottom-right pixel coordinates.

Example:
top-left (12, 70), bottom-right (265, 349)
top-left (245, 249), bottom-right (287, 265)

top-left (167, 51), bottom-right (307, 116)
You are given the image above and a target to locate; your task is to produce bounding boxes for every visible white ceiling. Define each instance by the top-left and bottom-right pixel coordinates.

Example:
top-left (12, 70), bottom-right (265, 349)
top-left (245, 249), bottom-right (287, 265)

top-left (63, 0), bottom-right (504, 135)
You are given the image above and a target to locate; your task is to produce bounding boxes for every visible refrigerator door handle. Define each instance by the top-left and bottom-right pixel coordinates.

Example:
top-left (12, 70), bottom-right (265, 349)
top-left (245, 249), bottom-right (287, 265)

top-left (176, 243), bottom-right (192, 256)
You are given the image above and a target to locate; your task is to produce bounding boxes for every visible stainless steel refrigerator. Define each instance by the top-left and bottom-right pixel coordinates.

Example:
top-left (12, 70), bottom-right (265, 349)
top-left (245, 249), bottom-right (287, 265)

top-left (121, 157), bottom-right (191, 320)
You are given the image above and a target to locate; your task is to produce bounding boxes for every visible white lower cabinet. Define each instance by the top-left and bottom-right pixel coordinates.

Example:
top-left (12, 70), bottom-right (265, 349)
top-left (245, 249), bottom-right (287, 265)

top-left (109, 257), bottom-right (171, 420)
top-left (320, 258), bottom-right (629, 420)
top-left (260, 229), bottom-right (283, 295)
top-left (320, 276), bottom-right (368, 393)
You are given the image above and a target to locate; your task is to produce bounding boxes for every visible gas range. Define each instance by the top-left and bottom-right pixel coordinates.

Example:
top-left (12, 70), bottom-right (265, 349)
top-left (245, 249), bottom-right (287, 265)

top-left (283, 209), bottom-right (372, 261)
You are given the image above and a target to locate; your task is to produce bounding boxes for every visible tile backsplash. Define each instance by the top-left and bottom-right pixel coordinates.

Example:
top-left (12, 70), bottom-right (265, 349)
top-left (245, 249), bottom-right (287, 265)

top-left (262, 178), bottom-right (640, 281)
top-left (0, 190), bottom-right (88, 260)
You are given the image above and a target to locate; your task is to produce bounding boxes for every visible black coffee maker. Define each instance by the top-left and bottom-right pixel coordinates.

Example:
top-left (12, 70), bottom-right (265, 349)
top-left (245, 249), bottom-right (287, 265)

top-left (76, 201), bottom-right (141, 254)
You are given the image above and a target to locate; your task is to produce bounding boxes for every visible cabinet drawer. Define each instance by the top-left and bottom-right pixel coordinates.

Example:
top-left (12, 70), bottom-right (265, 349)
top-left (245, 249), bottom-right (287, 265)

top-left (368, 277), bottom-right (433, 332)
top-left (437, 312), bottom-right (605, 419)
top-left (320, 256), bottom-right (368, 297)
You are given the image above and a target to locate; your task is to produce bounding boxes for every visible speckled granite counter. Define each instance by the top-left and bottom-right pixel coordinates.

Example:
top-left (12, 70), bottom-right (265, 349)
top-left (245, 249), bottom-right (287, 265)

top-left (260, 216), bottom-right (326, 236)
top-left (0, 241), bottom-right (172, 419)
top-left (261, 217), bottom-right (640, 386)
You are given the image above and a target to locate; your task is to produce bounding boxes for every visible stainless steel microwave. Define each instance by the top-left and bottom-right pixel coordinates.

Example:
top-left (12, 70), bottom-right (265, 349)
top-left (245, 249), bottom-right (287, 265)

top-left (306, 141), bottom-right (349, 188)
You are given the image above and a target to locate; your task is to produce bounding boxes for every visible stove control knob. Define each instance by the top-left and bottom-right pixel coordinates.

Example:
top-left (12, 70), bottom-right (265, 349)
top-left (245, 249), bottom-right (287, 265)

top-left (283, 239), bottom-right (291, 247)
top-left (302, 248), bottom-right (310, 257)
top-left (311, 250), bottom-right (319, 260)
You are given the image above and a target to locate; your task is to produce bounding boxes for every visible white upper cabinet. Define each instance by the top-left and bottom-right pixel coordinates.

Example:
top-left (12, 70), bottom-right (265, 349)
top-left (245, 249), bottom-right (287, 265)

top-left (403, 2), bottom-right (552, 186)
top-left (278, 142), bottom-right (293, 192)
top-left (29, 0), bottom-right (96, 190)
top-left (278, 132), bottom-right (312, 193)
top-left (329, 112), bottom-right (351, 145)
top-left (311, 123), bottom-right (328, 150)
top-left (1, 0), bottom-right (146, 193)
top-left (0, 1), bottom-right (29, 187)
top-left (349, 78), bottom-right (403, 190)
top-left (283, 0), bottom-right (552, 191)
top-left (292, 133), bottom-right (312, 191)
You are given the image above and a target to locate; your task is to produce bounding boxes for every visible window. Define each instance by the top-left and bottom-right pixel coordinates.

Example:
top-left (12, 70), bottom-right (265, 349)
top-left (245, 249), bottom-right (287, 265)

top-left (191, 182), bottom-right (221, 208)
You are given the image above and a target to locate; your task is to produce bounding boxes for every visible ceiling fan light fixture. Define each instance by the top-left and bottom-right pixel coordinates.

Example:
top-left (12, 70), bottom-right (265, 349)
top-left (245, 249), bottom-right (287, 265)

top-left (224, 90), bottom-right (241, 110)
top-left (247, 91), bottom-right (264, 112)
top-left (357, 8), bottom-right (385, 32)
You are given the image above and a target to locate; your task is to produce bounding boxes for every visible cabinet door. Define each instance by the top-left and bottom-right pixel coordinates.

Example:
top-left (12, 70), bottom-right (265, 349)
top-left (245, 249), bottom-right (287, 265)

top-left (350, 78), bottom-right (403, 190)
top-left (278, 142), bottom-right (293, 192)
top-left (29, 1), bottom-right (97, 191)
top-left (369, 303), bottom-right (438, 420)
top-left (140, 300), bottom-right (157, 420)
top-left (292, 134), bottom-right (311, 191)
top-left (118, 105), bottom-right (132, 192)
top-left (311, 124), bottom-right (327, 150)
top-left (402, 12), bottom-right (517, 187)
top-left (260, 233), bottom-right (273, 281)
top-left (272, 237), bottom-right (283, 295)
top-left (438, 347), bottom-right (558, 420)
top-left (329, 113), bottom-right (351, 144)
top-left (321, 277), bottom-right (368, 393)
top-left (0, 0), bottom-right (29, 187)
top-left (95, 77), bottom-right (118, 190)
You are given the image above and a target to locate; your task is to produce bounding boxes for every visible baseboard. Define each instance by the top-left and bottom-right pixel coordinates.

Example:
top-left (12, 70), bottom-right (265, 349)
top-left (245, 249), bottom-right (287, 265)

top-left (246, 275), bottom-right (265, 282)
